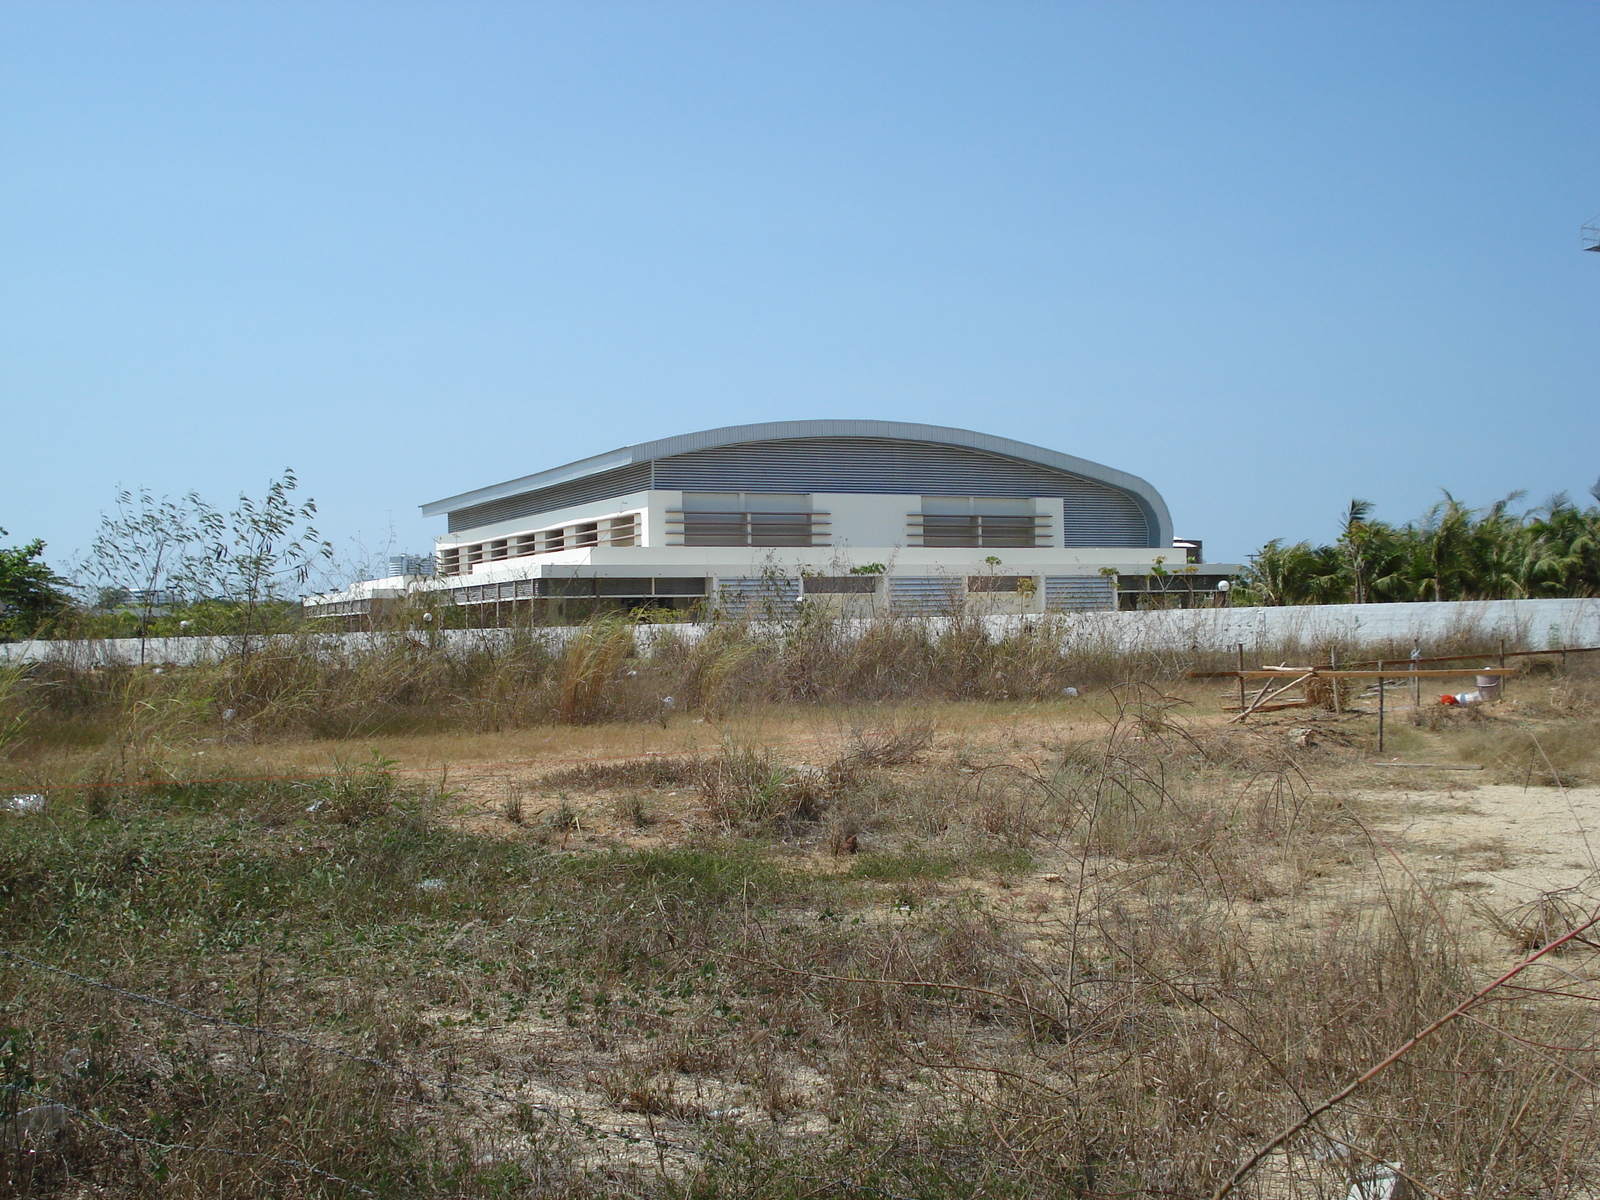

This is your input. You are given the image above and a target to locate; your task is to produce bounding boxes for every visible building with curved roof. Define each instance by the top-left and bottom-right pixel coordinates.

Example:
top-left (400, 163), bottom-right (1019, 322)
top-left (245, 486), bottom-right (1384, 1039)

top-left (310, 421), bottom-right (1236, 619)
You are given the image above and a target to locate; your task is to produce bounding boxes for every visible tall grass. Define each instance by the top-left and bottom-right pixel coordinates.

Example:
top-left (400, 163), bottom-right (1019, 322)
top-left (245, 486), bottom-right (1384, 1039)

top-left (3, 612), bottom-right (1106, 754)
top-left (4, 691), bottom-right (1597, 1196)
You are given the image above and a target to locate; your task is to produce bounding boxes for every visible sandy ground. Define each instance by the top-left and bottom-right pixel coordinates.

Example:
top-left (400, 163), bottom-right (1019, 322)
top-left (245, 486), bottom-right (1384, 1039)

top-left (1375, 780), bottom-right (1600, 906)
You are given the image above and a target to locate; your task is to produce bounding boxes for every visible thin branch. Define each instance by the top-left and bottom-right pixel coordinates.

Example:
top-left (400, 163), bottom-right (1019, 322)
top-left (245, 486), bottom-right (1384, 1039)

top-left (1211, 910), bottom-right (1600, 1200)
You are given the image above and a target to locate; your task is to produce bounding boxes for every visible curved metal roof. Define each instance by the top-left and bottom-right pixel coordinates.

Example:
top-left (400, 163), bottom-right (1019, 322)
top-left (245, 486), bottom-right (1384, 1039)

top-left (421, 419), bottom-right (1171, 545)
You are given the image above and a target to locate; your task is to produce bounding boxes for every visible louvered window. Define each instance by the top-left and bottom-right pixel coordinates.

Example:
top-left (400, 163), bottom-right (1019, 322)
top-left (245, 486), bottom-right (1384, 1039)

top-left (801, 576), bottom-right (880, 594)
top-left (668, 494), bottom-right (828, 547)
top-left (967, 575), bottom-right (1029, 593)
top-left (669, 511), bottom-right (829, 546)
top-left (908, 512), bottom-right (1051, 548)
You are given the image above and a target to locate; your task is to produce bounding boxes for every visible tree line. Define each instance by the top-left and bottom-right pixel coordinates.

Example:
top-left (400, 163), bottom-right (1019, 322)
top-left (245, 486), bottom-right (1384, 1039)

top-left (0, 470), bottom-right (330, 642)
top-left (6, 476), bottom-right (1600, 639)
top-left (1239, 486), bottom-right (1600, 606)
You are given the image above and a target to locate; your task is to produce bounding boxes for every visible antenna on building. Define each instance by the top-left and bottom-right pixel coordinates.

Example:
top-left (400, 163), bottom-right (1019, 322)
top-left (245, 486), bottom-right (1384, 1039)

top-left (1583, 214), bottom-right (1600, 252)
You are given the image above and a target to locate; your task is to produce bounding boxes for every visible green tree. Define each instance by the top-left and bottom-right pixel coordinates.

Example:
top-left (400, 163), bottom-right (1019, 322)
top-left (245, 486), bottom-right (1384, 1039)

top-left (0, 529), bottom-right (72, 640)
top-left (190, 469), bottom-right (332, 652)
top-left (83, 487), bottom-right (217, 658)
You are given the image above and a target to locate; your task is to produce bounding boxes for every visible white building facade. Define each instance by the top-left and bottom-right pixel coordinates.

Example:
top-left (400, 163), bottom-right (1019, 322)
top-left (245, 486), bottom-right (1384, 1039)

top-left (308, 421), bottom-right (1239, 620)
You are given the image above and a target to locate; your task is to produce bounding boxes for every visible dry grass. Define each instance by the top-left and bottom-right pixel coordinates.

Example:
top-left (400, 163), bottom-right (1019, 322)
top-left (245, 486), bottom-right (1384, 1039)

top-left (2, 625), bottom-right (1599, 1197)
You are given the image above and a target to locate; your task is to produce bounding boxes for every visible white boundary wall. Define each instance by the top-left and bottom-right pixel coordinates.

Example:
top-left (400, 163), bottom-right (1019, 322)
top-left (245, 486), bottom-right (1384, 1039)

top-left (3, 597), bottom-right (1598, 667)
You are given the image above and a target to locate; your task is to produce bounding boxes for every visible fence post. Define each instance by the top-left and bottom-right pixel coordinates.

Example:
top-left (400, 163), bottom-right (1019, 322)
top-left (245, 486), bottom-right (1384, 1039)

top-left (1377, 661), bottom-right (1385, 755)
top-left (1236, 643), bottom-right (1246, 713)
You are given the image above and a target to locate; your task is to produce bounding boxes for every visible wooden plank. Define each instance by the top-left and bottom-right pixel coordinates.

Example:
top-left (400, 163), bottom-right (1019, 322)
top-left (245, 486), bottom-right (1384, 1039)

top-left (1230, 670), bottom-right (1315, 723)
top-left (1194, 667), bottom-right (1519, 680)
top-left (1369, 762), bottom-right (1484, 771)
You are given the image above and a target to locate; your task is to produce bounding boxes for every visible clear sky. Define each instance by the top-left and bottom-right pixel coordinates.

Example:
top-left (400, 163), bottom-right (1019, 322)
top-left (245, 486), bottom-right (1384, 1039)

top-left (4, 1), bottom-right (1597, 583)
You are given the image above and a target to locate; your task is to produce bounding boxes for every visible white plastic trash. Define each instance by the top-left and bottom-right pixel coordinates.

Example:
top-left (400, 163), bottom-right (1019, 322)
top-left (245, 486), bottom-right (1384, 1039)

top-left (6, 794), bottom-right (46, 814)
top-left (1346, 1164), bottom-right (1405, 1200)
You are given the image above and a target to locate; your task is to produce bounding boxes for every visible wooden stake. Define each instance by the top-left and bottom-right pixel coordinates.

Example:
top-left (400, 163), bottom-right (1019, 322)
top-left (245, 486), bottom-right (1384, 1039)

top-left (1236, 642), bottom-right (1246, 713)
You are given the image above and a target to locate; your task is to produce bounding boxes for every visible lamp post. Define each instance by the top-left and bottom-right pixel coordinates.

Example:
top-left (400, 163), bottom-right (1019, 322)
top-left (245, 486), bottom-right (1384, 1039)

top-left (1216, 579), bottom-right (1232, 608)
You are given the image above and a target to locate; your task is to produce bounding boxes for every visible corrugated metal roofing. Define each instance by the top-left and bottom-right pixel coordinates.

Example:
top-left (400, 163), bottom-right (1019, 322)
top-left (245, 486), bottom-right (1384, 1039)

top-left (447, 463), bottom-right (651, 533)
top-left (431, 420), bottom-right (1170, 547)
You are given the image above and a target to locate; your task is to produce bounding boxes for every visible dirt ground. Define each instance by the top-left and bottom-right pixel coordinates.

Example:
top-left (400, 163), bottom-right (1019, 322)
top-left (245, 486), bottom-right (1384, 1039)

top-left (119, 692), bottom-right (1600, 902)
top-left (10, 682), bottom-right (1599, 1196)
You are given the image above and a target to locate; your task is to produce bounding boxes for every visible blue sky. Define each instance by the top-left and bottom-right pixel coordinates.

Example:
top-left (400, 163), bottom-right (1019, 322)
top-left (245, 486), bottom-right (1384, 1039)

top-left (3, 1), bottom-right (1597, 581)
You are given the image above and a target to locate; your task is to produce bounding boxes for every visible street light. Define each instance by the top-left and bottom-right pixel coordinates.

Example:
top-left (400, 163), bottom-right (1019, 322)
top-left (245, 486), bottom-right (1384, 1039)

top-left (1216, 579), bottom-right (1232, 607)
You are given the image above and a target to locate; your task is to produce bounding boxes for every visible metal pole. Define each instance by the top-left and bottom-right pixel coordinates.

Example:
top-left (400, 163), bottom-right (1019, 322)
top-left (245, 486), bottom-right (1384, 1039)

top-left (1377, 661), bottom-right (1385, 755)
top-left (1237, 643), bottom-right (1246, 713)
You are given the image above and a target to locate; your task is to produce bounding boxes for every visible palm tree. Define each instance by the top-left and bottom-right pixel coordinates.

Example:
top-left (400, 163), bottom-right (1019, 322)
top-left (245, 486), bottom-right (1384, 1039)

top-left (1336, 499), bottom-right (1376, 604)
top-left (1525, 492), bottom-right (1600, 596)
top-left (1246, 480), bottom-right (1600, 605)
top-left (1413, 492), bottom-right (1474, 602)
top-left (1244, 540), bottom-right (1317, 606)
top-left (1464, 493), bottom-right (1528, 599)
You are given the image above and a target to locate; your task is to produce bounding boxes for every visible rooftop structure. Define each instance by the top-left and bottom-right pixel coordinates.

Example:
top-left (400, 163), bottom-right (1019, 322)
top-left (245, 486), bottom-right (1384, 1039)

top-left (307, 420), bottom-right (1239, 620)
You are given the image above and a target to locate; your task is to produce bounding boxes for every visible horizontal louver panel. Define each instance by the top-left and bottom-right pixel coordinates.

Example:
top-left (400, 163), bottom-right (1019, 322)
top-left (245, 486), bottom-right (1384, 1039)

top-left (1044, 576), bottom-right (1116, 612)
top-left (716, 577), bottom-right (800, 618)
top-left (801, 576), bottom-right (879, 594)
top-left (1056, 485), bottom-right (1148, 547)
top-left (888, 576), bottom-right (962, 615)
top-left (656, 437), bottom-right (1058, 494)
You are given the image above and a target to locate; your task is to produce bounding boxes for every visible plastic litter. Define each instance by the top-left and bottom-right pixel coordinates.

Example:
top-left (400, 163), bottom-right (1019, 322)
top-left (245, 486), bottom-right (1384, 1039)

top-left (9, 1102), bottom-right (68, 1139)
top-left (1061, 686), bottom-right (1079, 697)
top-left (6, 794), bottom-right (46, 814)
top-left (1346, 1163), bottom-right (1407, 1200)
top-left (1440, 691), bottom-right (1485, 707)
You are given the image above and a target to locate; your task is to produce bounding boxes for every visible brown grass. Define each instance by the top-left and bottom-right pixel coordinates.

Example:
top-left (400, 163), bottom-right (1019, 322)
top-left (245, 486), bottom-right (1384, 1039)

top-left (2, 624), bottom-right (1599, 1197)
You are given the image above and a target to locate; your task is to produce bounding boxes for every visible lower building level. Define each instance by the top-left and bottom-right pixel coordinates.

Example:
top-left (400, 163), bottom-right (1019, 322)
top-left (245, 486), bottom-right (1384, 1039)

top-left (305, 544), bottom-right (1241, 624)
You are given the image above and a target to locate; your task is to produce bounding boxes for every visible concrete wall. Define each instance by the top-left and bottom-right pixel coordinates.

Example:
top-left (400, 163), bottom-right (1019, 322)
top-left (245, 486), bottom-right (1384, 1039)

top-left (1047, 596), bottom-right (1600, 656)
top-left (6, 597), bottom-right (1598, 667)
